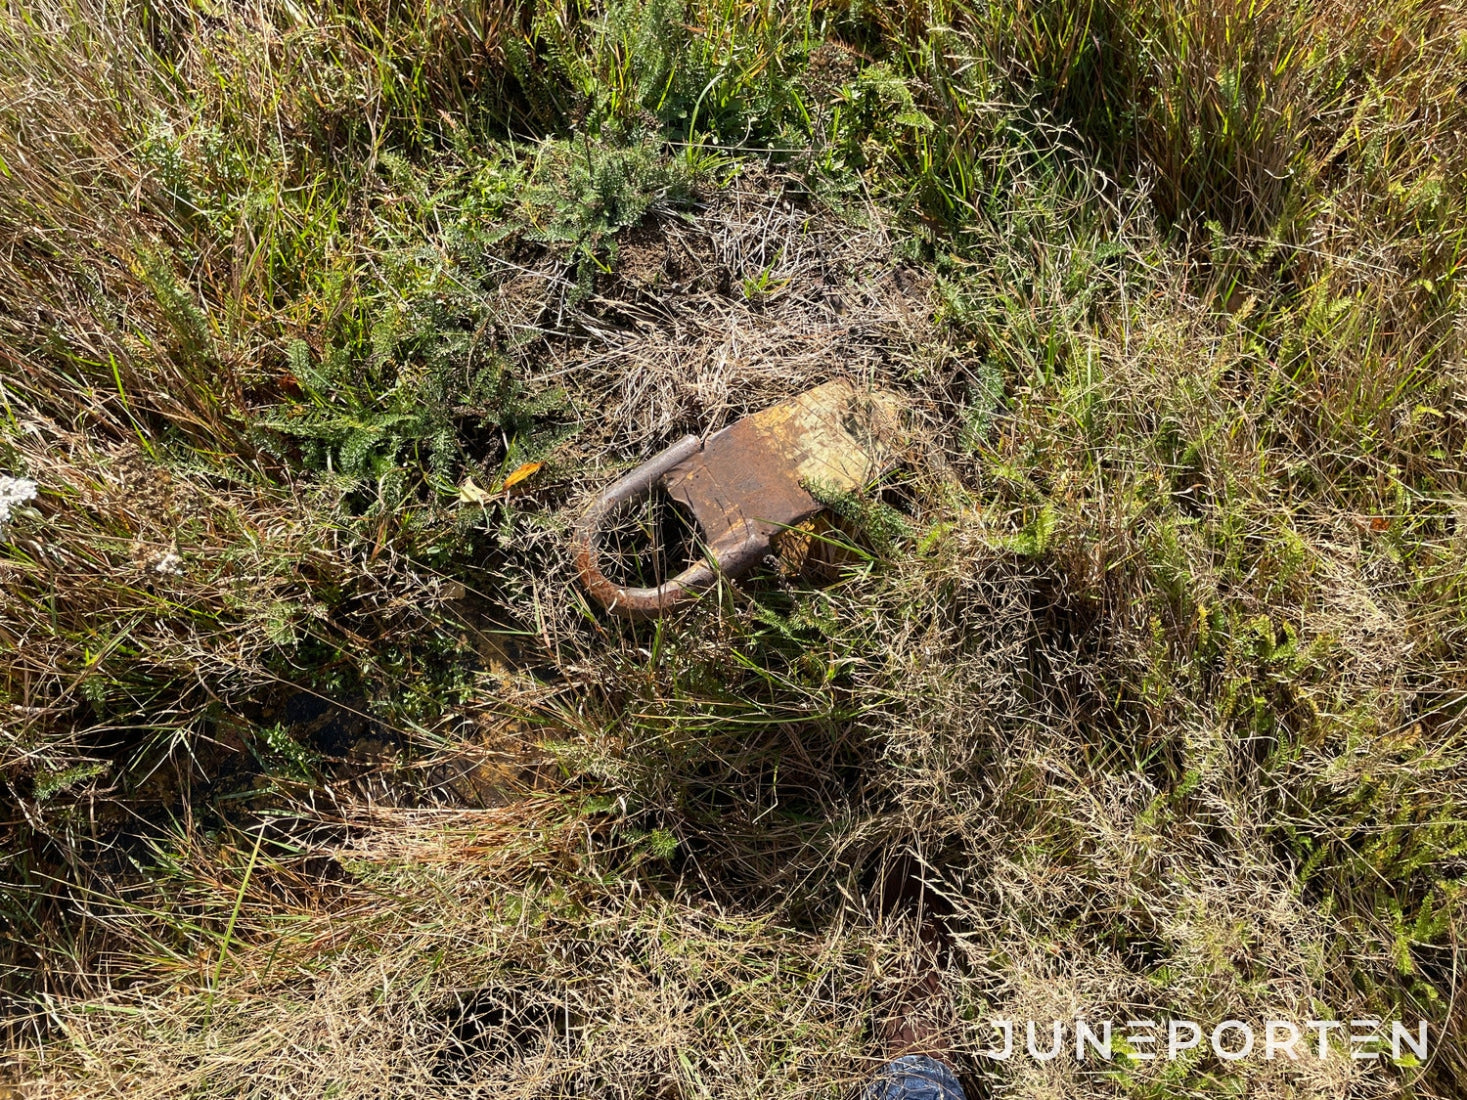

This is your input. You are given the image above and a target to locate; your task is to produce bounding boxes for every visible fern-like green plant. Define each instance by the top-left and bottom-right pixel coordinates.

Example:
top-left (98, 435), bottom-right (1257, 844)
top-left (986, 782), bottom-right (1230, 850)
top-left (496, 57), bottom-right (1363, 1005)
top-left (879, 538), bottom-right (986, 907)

top-left (257, 334), bottom-right (569, 511)
top-left (803, 479), bottom-right (911, 557)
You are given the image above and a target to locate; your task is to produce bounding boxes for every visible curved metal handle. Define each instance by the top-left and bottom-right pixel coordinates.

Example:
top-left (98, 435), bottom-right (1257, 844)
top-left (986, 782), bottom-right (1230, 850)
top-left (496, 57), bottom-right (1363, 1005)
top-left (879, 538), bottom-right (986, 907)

top-left (571, 435), bottom-right (740, 619)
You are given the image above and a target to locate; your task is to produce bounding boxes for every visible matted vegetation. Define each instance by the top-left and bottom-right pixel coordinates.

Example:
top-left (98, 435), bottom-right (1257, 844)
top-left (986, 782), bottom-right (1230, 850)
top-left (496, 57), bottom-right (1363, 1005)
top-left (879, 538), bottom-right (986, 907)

top-left (2, 0), bottom-right (1466, 1096)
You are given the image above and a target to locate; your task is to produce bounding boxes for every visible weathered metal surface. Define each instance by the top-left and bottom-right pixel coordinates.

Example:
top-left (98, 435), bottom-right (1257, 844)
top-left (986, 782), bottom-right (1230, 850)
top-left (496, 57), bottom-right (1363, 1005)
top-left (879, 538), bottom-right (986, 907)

top-left (571, 380), bottom-right (901, 618)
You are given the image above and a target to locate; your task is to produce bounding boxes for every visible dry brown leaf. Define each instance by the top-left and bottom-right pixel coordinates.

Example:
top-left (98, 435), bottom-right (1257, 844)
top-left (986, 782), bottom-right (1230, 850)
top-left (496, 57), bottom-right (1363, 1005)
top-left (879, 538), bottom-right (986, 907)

top-left (502, 461), bottom-right (543, 493)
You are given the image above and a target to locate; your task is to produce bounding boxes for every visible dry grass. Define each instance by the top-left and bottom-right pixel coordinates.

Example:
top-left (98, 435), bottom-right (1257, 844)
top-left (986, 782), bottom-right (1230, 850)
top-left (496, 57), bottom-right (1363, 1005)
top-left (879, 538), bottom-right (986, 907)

top-left (4, 0), bottom-right (1467, 1097)
top-left (550, 173), bottom-right (935, 452)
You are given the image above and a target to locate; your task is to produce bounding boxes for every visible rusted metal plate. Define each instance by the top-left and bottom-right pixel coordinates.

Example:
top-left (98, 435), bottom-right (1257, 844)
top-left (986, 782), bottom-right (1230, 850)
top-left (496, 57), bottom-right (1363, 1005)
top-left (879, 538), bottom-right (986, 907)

top-left (663, 380), bottom-right (899, 556)
top-left (662, 418), bottom-right (821, 552)
top-left (571, 380), bottom-right (902, 618)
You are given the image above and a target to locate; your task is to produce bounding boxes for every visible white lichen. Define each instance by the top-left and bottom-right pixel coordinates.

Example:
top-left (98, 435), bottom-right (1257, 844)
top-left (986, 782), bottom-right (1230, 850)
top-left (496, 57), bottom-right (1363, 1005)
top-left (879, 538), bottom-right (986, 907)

top-left (0, 475), bottom-right (38, 536)
top-left (150, 549), bottom-right (185, 576)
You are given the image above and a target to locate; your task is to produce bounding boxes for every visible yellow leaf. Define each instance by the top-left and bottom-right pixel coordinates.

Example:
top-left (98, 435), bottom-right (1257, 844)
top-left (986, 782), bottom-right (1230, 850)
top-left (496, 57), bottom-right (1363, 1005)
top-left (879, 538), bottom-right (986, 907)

top-left (501, 461), bottom-right (543, 492)
top-left (456, 477), bottom-right (490, 505)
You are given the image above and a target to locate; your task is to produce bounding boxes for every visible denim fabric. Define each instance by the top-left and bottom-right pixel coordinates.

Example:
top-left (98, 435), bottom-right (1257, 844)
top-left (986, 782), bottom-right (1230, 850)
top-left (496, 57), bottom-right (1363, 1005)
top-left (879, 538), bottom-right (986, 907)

top-left (864, 1054), bottom-right (967, 1100)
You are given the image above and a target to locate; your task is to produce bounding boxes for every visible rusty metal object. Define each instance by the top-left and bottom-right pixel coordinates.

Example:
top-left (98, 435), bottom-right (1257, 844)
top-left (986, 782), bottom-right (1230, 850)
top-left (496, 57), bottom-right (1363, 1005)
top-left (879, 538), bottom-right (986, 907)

top-left (572, 380), bottom-right (901, 618)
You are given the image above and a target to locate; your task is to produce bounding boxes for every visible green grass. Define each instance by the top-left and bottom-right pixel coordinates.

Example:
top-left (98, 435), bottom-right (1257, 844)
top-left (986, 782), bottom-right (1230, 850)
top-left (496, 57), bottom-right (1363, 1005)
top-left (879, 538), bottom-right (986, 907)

top-left (2, 0), bottom-right (1466, 1096)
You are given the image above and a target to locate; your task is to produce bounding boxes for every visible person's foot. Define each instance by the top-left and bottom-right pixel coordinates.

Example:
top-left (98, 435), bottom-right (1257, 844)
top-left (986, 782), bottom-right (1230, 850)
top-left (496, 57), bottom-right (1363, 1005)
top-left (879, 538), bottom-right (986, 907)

top-left (879, 967), bottom-right (952, 1060)
top-left (870, 853), bottom-right (957, 1064)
